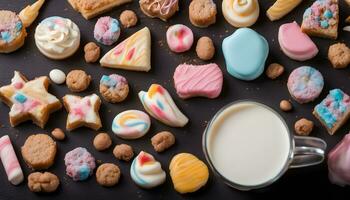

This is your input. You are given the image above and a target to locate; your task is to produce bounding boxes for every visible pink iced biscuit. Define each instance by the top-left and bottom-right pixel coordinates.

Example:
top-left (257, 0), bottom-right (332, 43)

top-left (94, 16), bottom-right (121, 45)
top-left (166, 24), bottom-right (194, 53)
top-left (287, 66), bottom-right (324, 104)
top-left (0, 135), bottom-right (24, 185)
top-left (64, 147), bottom-right (96, 181)
top-left (173, 63), bottom-right (223, 99)
top-left (328, 133), bottom-right (350, 186)
top-left (278, 21), bottom-right (318, 61)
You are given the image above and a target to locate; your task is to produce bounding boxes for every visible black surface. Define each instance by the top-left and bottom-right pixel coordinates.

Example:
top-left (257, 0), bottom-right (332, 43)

top-left (0, 0), bottom-right (350, 199)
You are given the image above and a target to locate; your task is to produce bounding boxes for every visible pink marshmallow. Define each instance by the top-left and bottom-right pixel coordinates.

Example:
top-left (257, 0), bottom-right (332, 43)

top-left (166, 24), bottom-right (193, 53)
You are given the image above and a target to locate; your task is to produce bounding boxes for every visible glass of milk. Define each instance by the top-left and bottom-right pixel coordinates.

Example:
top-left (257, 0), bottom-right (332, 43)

top-left (202, 100), bottom-right (327, 191)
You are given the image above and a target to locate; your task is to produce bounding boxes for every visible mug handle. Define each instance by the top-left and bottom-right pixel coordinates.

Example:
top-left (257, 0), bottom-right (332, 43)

top-left (289, 136), bottom-right (327, 169)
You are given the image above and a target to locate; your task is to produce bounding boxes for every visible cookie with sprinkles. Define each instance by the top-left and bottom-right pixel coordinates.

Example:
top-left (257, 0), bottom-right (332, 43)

top-left (301, 0), bottom-right (339, 39)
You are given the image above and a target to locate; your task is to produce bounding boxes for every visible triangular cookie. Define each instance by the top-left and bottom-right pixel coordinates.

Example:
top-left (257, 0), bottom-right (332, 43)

top-left (100, 27), bottom-right (151, 72)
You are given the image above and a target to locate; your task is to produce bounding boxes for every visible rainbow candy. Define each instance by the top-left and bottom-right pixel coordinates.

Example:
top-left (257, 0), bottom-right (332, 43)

top-left (138, 84), bottom-right (188, 127)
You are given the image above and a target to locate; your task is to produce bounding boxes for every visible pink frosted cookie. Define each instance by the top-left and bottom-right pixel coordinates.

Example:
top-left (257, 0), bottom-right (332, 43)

top-left (166, 24), bottom-right (193, 53)
top-left (173, 63), bottom-right (223, 99)
top-left (287, 66), bottom-right (324, 104)
top-left (94, 16), bottom-right (121, 45)
top-left (278, 22), bottom-right (318, 61)
top-left (64, 147), bottom-right (96, 181)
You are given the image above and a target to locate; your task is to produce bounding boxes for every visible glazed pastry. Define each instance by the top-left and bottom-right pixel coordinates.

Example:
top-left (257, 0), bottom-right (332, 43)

top-left (99, 74), bottom-right (129, 103)
top-left (0, 71), bottom-right (62, 128)
top-left (35, 16), bottom-right (80, 60)
top-left (0, 10), bottom-right (27, 53)
top-left (222, 28), bottom-right (268, 81)
top-left (266, 0), bottom-right (302, 21)
top-left (63, 94), bottom-right (102, 131)
top-left (222, 0), bottom-right (260, 28)
top-left (100, 27), bottom-right (151, 72)
top-left (19, 0), bottom-right (45, 27)
top-left (166, 24), bottom-right (194, 53)
top-left (278, 22), bottom-right (318, 61)
top-left (313, 89), bottom-right (350, 135)
top-left (130, 151), bottom-right (166, 188)
top-left (287, 66), bottom-right (324, 104)
top-left (301, 0), bottom-right (339, 39)
top-left (68, 0), bottom-right (132, 20)
top-left (94, 16), bottom-right (120, 46)
top-left (64, 147), bottom-right (96, 181)
top-left (138, 84), bottom-right (189, 127)
top-left (169, 153), bottom-right (209, 194)
top-left (328, 133), bottom-right (350, 186)
top-left (139, 0), bottom-right (179, 21)
top-left (173, 63), bottom-right (223, 99)
top-left (112, 110), bottom-right (151, 139)
top-left (189, 0), bottom-right (217, 28)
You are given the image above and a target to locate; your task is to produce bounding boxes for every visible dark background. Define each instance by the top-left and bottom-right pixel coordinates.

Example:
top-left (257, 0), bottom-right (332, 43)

top-left (0, 0), bottom-right (350, 199)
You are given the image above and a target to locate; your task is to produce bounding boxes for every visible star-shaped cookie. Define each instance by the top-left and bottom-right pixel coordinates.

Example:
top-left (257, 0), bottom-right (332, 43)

top-left (0, 71), bottom-right (62, 128)
top-left (63, 94), bottom-right (102, 131)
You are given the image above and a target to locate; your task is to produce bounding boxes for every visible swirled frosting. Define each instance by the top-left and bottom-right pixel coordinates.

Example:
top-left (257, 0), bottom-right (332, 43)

top-left (130, 151), bottom-right (166, 188)
top-left (222, 0), bottom-right (259, 27)
top-left (35, 16), bottom-right (80, 59)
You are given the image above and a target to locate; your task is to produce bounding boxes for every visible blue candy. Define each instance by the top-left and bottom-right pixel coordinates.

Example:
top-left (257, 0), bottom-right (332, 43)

top-left (14, 93), bottom-right (27, 103)
top-left (320, 20), bottom-right (329, 28)
top-left (78, 164), bottom-right (91, 181)
top-left (323, 10), bottom-right (333, 19)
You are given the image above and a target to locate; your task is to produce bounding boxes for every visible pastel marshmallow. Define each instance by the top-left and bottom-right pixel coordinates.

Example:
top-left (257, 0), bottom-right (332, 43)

top-left (138, 84), bottom-right (189, 127)
top-left (49, 69), bottom-right (66, 84)
top-left (94, 16), bottom-right (121, 46)
top-left (166, 24), bottom-right (194, 53)
top-left (112, 110), bottom-right (151, 139)
top-left (222, 28), bottom-right (269, 81)
top-left (64, 147), bottom-right (96, 181)
top-left (173, 63), bottom-right (223, 99)
top-left (278, 22), bottom-right (318, 61)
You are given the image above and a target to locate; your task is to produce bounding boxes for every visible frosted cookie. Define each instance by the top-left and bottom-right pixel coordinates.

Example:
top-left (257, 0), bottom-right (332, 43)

top-left (266, 0), bottom-right (302, 21)
top-left (173, 63), bottom-right (223, 99)
top-left (63, 94), bottom-right (102, 131)
top-left (287, 66), bottom-right (324, 104)
top-left (84, 42), bottom-right (100, 63)
top-left (99, 74), bottom-right (129, 103)
top-left (313, 89), bottom-right (350, 135)
top-left (35, 16), bottom-right (80, 60)
top-left (100, 27), bottom-right (151, 72)
top-left (139, 0), bottom-right (179, 21)
top-left (328, 43), bottom-right (350, 69)
top-left (19, 0), bottom-right (45, 28)
top-left (49, 69), bottom-right (66, 85)
top-left (222, 28), bottom-right (268, 81)
top-left (120, 10), bottom-right (138, 28)
top-left (68, 0), bottom-right (132, 20)
top-left (66, 70), bottom-right (91, 92)
top-left (189, 0), bottom-right (217, 28)
top-left (328, 133), bottom-right (350, 186)
top-left (196, 36), bottom-right (215, 60)
top-left (94, 16), bottom-right (120, 45)
top-left (138, 84), bottom-right (189, 127)
top-left (64, 147), bottom-right (96, 181)
top-left (301, 0), bottom-right (339, 39)
top-left (169, 153), bottom-right (209, 194)
top-left (151, 131), bottom-right (175, 152)
top-left (96, 163), bottom-right (121, 187)
top-left (222, 0), bottom-right (259, 28)
top-left (0, 135), bottom-right (24, 185)
top-left (166, 24), bottom-right (194, 53)
top-left (130, 151), bottom-right (166, 188)
top-left (0, 10), bottom-right (27, 53)
top-left (112, 110), bottom-right (151, 139)
top-left (0, 71), bottom-right (62, 128)
top-left (21, 134), bottom-right (57, 170)
top-left (278, 22), bottom-right (318, 61)
top-left (27, 172), bottom-right (59, 193)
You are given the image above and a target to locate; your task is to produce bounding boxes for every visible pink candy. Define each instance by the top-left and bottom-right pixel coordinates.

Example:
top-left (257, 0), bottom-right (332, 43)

top-left (0, 135), bottom-right (24, 185)
top-left (328, 133), bottom-right (350, 186)
top-left (166, 24), bottom-right (193, 53)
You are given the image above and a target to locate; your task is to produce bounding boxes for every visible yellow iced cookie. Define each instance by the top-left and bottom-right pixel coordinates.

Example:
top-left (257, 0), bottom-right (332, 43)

top-left (267, 0), bottom-right (302, 21)
top-left (169, 153), bottom-right (209, 194)
top-left (100, 27), bottom-right (151, 72)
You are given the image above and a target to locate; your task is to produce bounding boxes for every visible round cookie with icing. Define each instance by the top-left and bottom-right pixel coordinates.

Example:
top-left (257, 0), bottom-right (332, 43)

top-left (222, 28), bottom-right (268, 81)
top-left (99, 74), bottom-right (129, 103)
top-left (94, 16), bottom-right (120, 46)
top-left (64, 147), bottom-right (96, 181)
top-left (222, 0), bottom-right (260, 28)
top-left (139, 0), bottom-right (179, 21)
top-left (287, 66), bottom-right (324, 104)
top-left (35, 16), bottom-right (80, 60)
top-left (130, 151), bottom-right (166, 188)
top-left (166, 24), bottom-right (194, 53)
top-left (112, 110), bottom-right (151, 139)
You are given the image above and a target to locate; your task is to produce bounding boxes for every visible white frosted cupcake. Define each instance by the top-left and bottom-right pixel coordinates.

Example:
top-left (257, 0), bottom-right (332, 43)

top-left (35, 16), bottom-right (80, 60)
